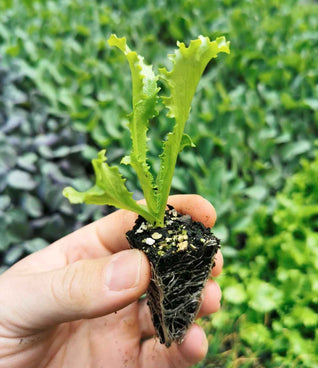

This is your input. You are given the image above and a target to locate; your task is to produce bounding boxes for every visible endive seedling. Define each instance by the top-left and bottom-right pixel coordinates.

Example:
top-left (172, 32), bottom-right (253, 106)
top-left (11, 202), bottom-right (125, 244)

top-left (63, 34), bottom-right (230, 226)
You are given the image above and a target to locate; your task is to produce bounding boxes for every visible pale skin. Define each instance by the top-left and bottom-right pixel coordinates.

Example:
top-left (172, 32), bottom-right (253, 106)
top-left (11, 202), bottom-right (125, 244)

top-left (0, 195), bottom-right (223, 368)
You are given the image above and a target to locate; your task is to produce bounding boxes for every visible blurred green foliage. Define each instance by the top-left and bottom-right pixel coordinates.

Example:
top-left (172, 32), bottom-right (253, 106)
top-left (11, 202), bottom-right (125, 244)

top-left (0, 0), bottom-right (318, 366)
top-left (1, 0), bottom-right (317, 244)
top-left (208, 153), bottom-right (318, 367)
top-left (0, 61), bottom-right (108, 272)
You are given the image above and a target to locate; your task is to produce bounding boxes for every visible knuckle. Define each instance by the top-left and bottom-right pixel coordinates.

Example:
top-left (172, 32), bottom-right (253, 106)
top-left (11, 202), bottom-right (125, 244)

top-left (50, 262), bottom-right (86, 312)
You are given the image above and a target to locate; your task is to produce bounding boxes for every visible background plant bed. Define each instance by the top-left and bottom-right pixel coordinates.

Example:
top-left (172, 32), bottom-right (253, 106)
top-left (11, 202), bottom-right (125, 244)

top-left (126, 206), bottom-right (220, 347)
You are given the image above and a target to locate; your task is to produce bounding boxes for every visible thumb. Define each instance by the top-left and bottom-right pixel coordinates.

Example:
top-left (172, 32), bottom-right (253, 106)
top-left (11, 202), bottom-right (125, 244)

top-left (7, 249), bottom-right (150, 330)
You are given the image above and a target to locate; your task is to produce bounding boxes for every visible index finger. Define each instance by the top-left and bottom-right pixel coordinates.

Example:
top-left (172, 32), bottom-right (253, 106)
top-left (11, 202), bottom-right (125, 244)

top-left (16, 195), bottom-right (217, 272)
top-left (96, 194), bottom-right (217, 253)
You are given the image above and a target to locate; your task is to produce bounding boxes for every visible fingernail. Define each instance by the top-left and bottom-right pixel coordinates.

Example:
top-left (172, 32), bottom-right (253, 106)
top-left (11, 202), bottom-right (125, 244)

top-left (105, 250), bottom-right (142, 291)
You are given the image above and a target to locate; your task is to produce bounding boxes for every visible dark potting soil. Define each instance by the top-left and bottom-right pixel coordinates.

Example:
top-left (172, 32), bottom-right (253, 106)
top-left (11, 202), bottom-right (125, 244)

top-left (126, 206), bottom-right (220, 347)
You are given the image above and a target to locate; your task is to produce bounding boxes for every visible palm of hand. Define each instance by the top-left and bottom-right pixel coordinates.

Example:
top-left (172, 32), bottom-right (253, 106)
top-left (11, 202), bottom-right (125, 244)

top-left (26, 304), bottom-right (149, 367)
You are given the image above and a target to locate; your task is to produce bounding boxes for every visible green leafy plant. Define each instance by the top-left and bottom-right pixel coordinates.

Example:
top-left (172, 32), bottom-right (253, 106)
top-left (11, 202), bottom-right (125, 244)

top-left (63, 34), bottom-right (230, 226)
top-left (63, 34), bottom-right (229, 347)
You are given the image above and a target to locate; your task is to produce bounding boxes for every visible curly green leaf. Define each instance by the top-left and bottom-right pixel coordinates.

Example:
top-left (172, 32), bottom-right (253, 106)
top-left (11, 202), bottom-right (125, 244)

top-left (63, 150), bottom-right (156, 223)
top-left (156, 36), bottom-right (230, 220)
top-left (108, 34), bottom-right (160, 216)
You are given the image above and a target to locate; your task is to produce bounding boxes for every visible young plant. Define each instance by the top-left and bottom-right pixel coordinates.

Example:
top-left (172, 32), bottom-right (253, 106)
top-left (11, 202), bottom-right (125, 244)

top-left (63, 34), bottom-right (230, 347)
top-left (63, 34), bottom-right (230, 227)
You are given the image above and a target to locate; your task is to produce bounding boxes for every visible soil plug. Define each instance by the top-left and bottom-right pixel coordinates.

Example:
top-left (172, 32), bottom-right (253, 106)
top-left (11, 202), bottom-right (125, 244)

top-left (127, 206), bottom-right (220, 346)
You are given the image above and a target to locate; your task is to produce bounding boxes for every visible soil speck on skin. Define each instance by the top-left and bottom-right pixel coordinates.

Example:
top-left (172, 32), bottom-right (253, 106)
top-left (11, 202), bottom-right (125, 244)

top-left (122, 316), bottom-right (134, 329)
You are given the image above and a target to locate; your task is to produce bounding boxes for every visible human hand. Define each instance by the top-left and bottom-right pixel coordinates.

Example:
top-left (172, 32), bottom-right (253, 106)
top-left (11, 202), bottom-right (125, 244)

top-left (0, 195), bottom-right (223, 368)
